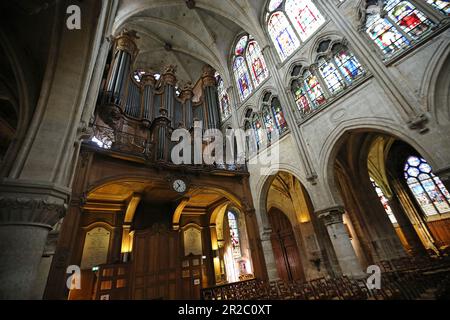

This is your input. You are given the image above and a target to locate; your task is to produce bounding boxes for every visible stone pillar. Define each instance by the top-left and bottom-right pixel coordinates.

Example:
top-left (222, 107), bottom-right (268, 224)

top-left (261, 45), bottom-right (318, 183)
top-left (318, 207), bottom-right (364, 277)
top-left (0, 193), bottom-right (66, 299)
top-left (260, 228), bottom-right (280, 281)
top-left (387, 191), bottom-right (427, 256)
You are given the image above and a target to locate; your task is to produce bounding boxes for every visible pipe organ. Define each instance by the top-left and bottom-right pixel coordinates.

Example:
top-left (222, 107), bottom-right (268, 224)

top-left (94, 29), bottom-right (223, 163)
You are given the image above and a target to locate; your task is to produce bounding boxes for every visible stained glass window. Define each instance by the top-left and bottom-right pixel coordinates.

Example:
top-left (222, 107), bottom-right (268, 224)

top-left (285, 0), bottom-right (325, 41)
top-left (268, 12), bottom-right (300, 60)
top-left (303, 70), bottom-right (326, 106)
top-left (233, 56), bottom-right (253, 100)
top-left (262, 107), bottom-right (275, 142)
top-left (318, 57), bottom-right (345, 94)
top-left (386, 0), bottom-right (433, 39)
top-left (269, 0), bottom-right (283, 12)
top-left (365, 13), bottom-right (410, 56)
top-left (227, 211), bottom-right (241, 259)
top-left (404, 156), bottom-right (450, 216)
top-left (333, 45), bottom-right (365, 82)
top-left (271, 98), bottom-right (288, 133)
top-left (235, 35), bottom-right (248, 56)
top-left (216, 76), bottom-right (231, 121)
top-left (246, 41), bottom-right (269, 86)
top-left (251, 114), bottom-right (265, 149)
top-left (292, 79), bottom-right (313, 116)
top-left (370, 178), bottom-right (397, 224)
top-left (426, 0), bottom-right (450, 15)
top-left (365, 1), bottom-right (435, 57)
top-left (232, 35), bottom-right (268, 101)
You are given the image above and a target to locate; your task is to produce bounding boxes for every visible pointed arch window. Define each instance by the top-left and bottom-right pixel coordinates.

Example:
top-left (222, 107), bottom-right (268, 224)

top-left (386, 1), bottom-right (433, 39)
top-left (370, 177), bottom-right (397, 224)
top-left (316, 41), bottom-right (365, 94)
top-left (233, 56), bottom-right (253, 101)
top-left (285, 0), bottom-right (325, 41)
top-left (365, 12), bottom-right (410, 56)
top-left (227, 211), bottom-right (242, 259)
top-left (289, 42), bottom-right (365, 119)
top-left (251, 113), bottom-right (265, 150)
top-left (364, 1), bottom-right (434, 57)
top-left (246, 41), bottom-right (269, 86)
top-left (291, 79), bottom-right (313, 115)
top-left (244, 120), bottom-right (253, 153)
top-left (317, 57), bottom-right (346, 94)
top-left (266, 0), bottom-right (325, 61)
top-left (216, 75), bottom-right (231, 121)
top-left (232, 35), bottom-right (269, 101)
top-left (303, 70), bottom-right (326, 106)
top-left (332, 44), bottom-right (365, 82)
top-left (262, 106), bottom-right (276, 142)
top-left (268, 12), bottom-right (300, 60)
top-left (404, 156), bottom-right (450, 216)
top-left (271, 97), bottom-right (288, 133)
top-left (426, 0), bottom-right (450, 15)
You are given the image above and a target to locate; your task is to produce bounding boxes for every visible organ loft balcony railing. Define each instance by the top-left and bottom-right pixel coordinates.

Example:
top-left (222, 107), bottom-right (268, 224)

top-left (86, 124), bottom-right (247, 172)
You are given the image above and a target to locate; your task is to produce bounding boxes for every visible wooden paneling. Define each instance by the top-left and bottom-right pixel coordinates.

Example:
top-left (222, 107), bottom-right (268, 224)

top-left (427, 218), bottom-right (450, 249)
top-left (268, 208), bottom-right (305, 282)
top-left (131, 228), bottom-right (180, 300)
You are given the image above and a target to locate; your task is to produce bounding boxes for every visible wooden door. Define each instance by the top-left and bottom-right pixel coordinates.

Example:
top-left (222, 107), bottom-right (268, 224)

top-left (268, 208), bottom-right (305, 282)
top-left (181, 254), bottom-right (203, 300)
top-left (131, 228), bottom-right (179, 300)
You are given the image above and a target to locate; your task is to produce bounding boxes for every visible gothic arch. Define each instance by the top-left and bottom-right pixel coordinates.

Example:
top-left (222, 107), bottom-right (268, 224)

top-left (320, 120), bottom-right (436, 204)
top-left (421, 40), bottom-right (450, 123)
top-left (308, 32), bottom-right (345, 64)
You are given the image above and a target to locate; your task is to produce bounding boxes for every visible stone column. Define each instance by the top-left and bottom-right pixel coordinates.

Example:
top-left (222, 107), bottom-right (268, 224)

top-left (387, 191), bottom-right (427, 256)
top-left (318, 207), bottom-right (364, 277)
top-left (0, 192), bottom-right (66, 299)
top-left (260, 228), bottom-right (280, 281)
top-left (261, 45), bottom-right (318, 183)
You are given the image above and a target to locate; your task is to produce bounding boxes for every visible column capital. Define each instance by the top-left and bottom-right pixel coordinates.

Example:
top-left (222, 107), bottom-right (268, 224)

top-left (260, 227), bottom-right (273, 241)
top-left (317, 206), bottom-right (345, 226)
top-left (0, 179), bottom-right (69, 228)
top-left (0, 197), bottom-right (66, 229)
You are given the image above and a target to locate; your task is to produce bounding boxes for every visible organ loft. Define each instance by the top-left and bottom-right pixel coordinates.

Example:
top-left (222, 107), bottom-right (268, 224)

top-left (0, 0), bottom-right (450, 301)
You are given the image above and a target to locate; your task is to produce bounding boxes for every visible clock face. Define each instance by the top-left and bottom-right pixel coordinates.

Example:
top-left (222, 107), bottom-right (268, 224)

top-left (173, 179), bottom-right (187, 193)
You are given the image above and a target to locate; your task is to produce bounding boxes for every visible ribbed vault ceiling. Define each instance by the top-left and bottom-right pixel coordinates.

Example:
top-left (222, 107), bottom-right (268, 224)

top-left (114, 0), bottom-right (269, 85)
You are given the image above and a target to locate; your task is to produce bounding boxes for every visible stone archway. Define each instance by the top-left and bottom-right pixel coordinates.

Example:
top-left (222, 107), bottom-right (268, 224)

top-left (329, 129), bottom-right (449, 271)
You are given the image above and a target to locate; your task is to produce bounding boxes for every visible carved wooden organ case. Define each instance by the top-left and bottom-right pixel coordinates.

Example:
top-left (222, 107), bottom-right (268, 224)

top-left (93, 30), bottom-right (222, 163)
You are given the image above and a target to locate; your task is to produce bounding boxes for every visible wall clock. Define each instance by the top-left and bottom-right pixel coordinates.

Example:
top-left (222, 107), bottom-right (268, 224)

top-left (172, 179), bottom-right (187, 193)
